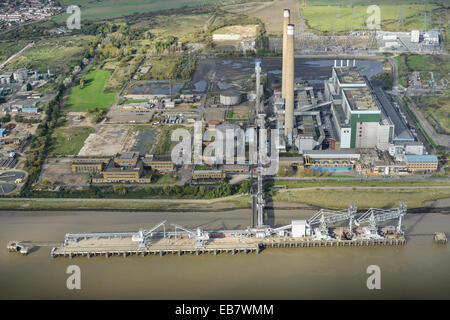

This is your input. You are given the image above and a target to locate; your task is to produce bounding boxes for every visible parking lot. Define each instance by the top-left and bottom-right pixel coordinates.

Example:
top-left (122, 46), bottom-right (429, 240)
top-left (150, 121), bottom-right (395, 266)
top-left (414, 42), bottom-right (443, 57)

top-left (106, 105), bottom-right (154, 123)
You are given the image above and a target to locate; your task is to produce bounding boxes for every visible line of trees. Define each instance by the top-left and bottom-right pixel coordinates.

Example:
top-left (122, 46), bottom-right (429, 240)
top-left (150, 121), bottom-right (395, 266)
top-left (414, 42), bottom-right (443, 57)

top-left (27, 179), bottom-right (254, 200)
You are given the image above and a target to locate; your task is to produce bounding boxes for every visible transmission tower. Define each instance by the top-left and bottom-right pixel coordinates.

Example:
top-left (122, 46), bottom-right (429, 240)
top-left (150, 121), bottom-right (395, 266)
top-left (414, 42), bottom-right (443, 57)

top-left (422, 0), bottom-right (429, 32)
top-left (397, 9), bottom-right (404, 28)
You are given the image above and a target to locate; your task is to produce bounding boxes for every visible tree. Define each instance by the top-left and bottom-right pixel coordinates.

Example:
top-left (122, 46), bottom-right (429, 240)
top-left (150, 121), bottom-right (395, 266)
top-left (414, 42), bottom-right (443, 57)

top-left (1, 114), bottom-right (11, 123)
top-left (113, 185), bottom-right (127, 195)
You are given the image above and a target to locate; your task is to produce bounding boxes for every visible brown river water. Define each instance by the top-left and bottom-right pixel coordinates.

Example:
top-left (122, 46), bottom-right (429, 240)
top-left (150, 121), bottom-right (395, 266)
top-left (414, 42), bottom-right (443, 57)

top-left (0, 200), bottom-right (449, 300)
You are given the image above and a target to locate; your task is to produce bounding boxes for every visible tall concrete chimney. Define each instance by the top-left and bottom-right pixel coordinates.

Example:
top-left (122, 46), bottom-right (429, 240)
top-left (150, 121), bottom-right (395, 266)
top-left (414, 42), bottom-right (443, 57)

top-left (281, 9), bottom-right (290, 99)
top-left (255, 60), bottom-right (262, 113)
top-left (284, 24), bottom-right (295, 140)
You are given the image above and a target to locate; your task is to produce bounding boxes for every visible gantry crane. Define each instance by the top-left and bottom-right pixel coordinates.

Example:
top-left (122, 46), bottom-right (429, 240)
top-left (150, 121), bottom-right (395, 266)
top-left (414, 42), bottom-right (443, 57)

top-left (137, 220), bottom-right (167, 247)
top-left (307, 204), bottom-right (357, 240)
top-left (355, 203), bottom-right (407, 239)
top-left (171, 223), bottom-right (210, 247)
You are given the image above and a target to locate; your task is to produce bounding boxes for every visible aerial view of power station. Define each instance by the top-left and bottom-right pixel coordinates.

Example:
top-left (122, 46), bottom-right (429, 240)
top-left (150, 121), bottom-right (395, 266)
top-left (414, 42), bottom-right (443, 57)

top-left (0, 0), bottom-right (449, 305)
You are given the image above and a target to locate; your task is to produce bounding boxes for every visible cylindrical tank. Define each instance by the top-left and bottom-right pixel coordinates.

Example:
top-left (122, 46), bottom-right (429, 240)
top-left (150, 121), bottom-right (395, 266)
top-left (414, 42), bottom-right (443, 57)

top-left (220, 90), bottom-right (241, 106)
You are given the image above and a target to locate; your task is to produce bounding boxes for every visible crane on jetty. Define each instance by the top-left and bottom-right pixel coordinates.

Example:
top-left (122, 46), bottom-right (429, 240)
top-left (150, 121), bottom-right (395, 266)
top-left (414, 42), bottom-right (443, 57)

top-left (307, 205), bottom-right (357, 240)
top-left (355, 203), bottom-right (407, 239)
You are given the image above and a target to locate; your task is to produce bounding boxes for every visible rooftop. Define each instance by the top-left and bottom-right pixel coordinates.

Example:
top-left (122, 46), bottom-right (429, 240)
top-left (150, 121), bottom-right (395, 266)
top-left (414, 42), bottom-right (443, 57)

top-left (335, 67), bottom-right (366, 85)
top-left (116, 152), bottom-right (139, 159)
top-left (405, 154), bottom-right (438, 163)
top-left (104, 159), bottom-right (142, 172)
top-left (343, 88), bottom-right (379, 112)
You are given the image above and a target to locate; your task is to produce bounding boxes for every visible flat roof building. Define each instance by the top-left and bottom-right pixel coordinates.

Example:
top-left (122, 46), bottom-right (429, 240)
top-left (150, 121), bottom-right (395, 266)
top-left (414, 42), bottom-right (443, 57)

top-left (404, 154), bottom-right (438, 172)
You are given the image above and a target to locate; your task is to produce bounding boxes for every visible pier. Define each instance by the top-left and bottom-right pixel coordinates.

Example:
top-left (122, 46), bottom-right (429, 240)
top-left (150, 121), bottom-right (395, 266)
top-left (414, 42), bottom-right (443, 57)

top-left (51, 237), bottom-right (260, 258)
top-left (48, 235), bottom-right (406, 259)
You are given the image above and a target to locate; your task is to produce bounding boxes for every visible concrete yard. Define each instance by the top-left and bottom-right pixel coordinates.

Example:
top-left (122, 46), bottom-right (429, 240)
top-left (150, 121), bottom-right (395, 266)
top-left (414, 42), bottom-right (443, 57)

top-left (40, 158), bottom-right (89, 186)
top-left (106, 105), bottom-right (154, 123)
top-left (78, 124), bottom-right (136, 156)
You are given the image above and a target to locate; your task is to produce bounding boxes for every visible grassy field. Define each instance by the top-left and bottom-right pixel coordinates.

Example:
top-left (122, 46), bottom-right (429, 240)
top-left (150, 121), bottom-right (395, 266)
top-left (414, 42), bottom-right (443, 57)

top-left (152, 125), bottom-right (191, 155)
top-left (152, 175), bottom-right (179, 184)
top-left (143, 56), bottom-right (181, 80)
top-left (395, 54), bottom-right (450, 134)
top-left (273, 187), bottom-right (450, 209)
top-left (0, 41), bottom-right (28, 63)
top-left (413, 93), bottom-right (450, 134)
top-left (406, 55), bottom-right (435, 71)
top-left (0, 198), bottom-right (183, 210)
top-left (66, 69), bottom-right (116, 111)
top-left (223, 0), bottom-right (300, 34)
top-left (5, 36), bottom-right (94, 75)
top-left (133, 12), bottom-right (211, 42)
top-left (50, 126), bottom-right (95, 156)
top-left (273, 179), bottom-right (450, 189)
top-left (103, 55), bottom-right (143, 91)
top-left (54, 0), bottom-right (229, 21)
top-left (302, 4), bottom-right (434, 33)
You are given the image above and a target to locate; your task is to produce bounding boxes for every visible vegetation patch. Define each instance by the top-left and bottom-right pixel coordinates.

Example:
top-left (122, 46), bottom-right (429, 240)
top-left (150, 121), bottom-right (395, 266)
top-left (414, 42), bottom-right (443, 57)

top-left (54, 0), bottom-right (230, 21)
top-left (66, 69), bottom-right (116, 111)
top-left (50, 126), bottom-right (95, 156)
top-left (273, 188), bottom-right (450, 209)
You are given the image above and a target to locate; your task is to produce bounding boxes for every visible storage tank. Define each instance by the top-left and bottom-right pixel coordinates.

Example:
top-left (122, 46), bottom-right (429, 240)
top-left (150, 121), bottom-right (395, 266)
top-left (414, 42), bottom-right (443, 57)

top-left (220, 90), bottom-right (241, 106)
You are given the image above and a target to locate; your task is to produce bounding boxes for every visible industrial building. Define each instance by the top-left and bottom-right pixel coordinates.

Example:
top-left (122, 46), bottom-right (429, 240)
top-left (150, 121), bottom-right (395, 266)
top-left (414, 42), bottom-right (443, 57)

top-left (389, 141), bottom-right (424, 161)
top-left (325, 67), bottom-right (394, 151)
top-left (71, 153), bottom-right (158, 183)
top-left (303, 149), bottom-right (360, 171)
top-left (143, 155), bottom-right (175, 172)
top-left (192, 170), bottom-right (226, 181)
top-left (93, 159), bottom-right (151, 183)
top-left (222, 164), bottom-right (250, 173)
top-left (71, 161), bottom-right (104, 173)
top-left (274, 9), bottom-right (402, 156)
top-left (404, 154), bottom-right (438, 172)
top-left (113, 152), bottom-right (139, 167)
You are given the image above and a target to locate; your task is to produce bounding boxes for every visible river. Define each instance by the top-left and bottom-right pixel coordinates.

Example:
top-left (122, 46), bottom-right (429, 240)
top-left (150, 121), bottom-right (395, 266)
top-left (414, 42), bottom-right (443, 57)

top-left (0, 200), bottom-right (449, 299)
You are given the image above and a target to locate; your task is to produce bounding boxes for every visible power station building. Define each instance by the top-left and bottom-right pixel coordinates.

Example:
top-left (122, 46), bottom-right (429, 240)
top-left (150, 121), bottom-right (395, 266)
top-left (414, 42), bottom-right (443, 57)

top-left (325, 67), bottom-right (393, 150)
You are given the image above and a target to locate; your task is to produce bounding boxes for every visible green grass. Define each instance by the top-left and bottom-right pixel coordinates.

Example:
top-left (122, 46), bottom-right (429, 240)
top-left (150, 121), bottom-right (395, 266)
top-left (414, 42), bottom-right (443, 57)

top-left (413, 93), bottom-right (450, 134)
top-left (405, 98), bottom-right (438, 148)
top-left (152, 175), bottom-right (179, 184)
top-left (395, 55), bottom-right (406, 87)
top-left (0, 41), bottom-right (28, 62)
top-left (50, 126), bottom-right (95, 156)
top-left (302, 4), bottom-right (433, 33)
top-left (123, 100), bottom-right (148, 104)
top-left (0, 199), bottom-right (183, 210)
top-left (54, 0), bottom-right (229, 21)
top-left (273, 179), bottom-right (450, 189)
top-left (153, 125), bottom-right (191, 155)
top-left (5, 36), bottom-right (94, 75)
top-left (406, 55), bottom-right (435, 71)
top-left (273, 188), bottom-right (450, 209)
top-left (66, 69), bottom-right (116, 111)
